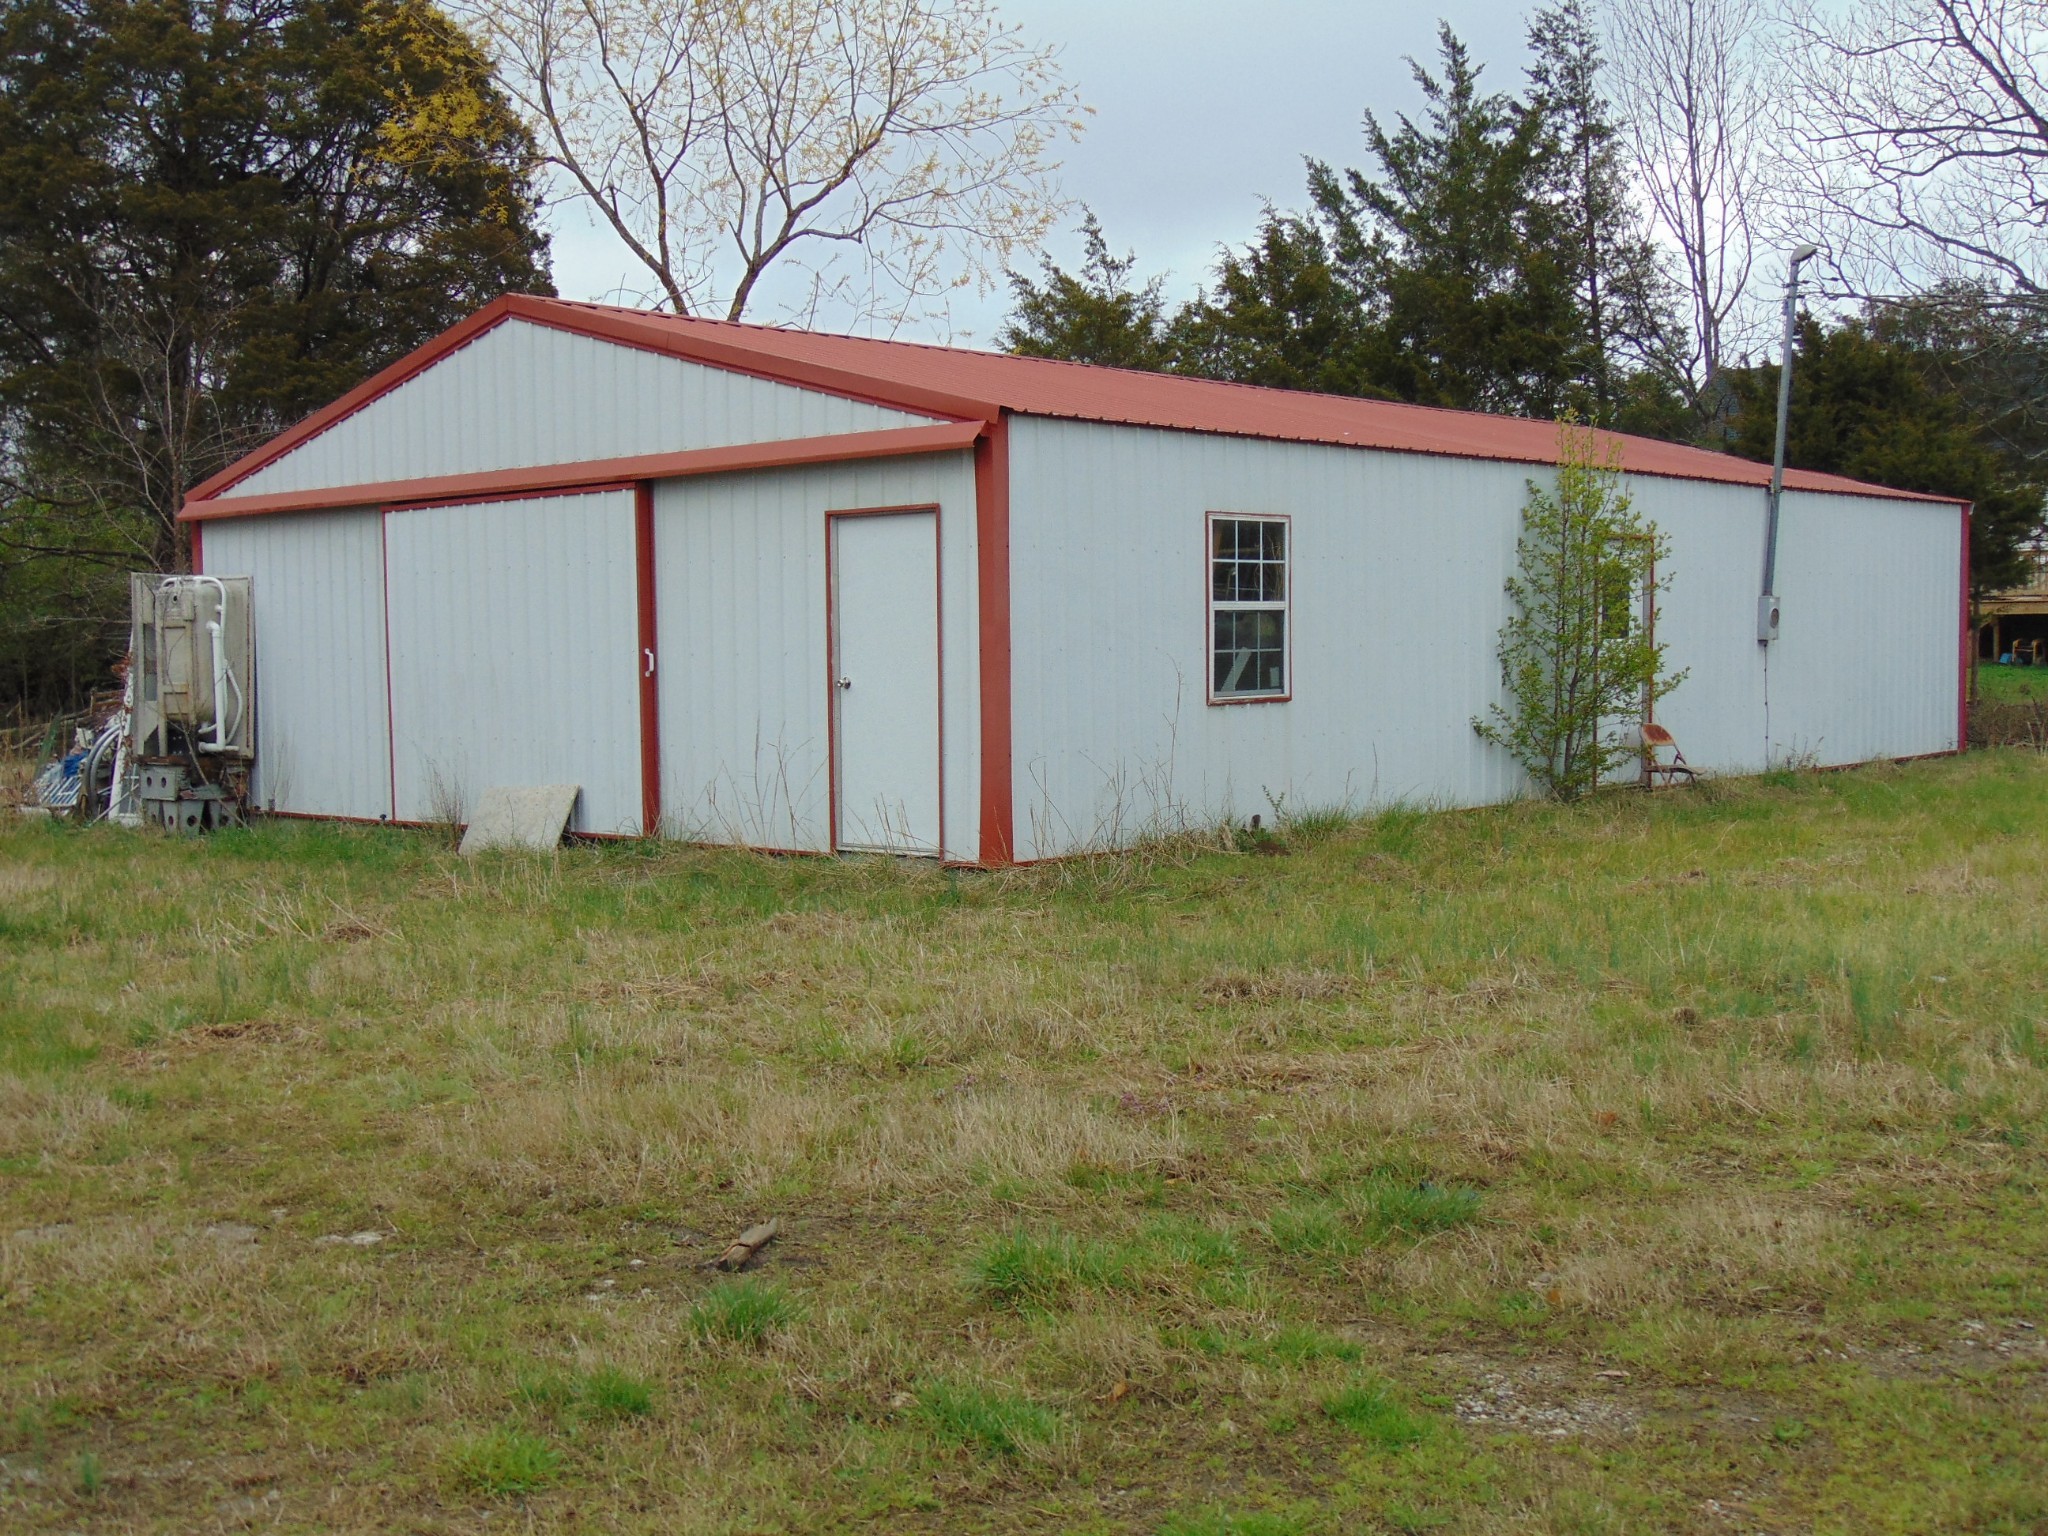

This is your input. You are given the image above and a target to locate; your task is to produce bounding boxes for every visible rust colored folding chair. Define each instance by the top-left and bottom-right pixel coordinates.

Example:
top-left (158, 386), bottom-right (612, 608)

top-left (1641, 721), bottom-right (1696, 787)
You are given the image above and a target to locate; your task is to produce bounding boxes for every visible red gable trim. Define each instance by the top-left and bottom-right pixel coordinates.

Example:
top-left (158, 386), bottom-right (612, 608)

top-left (180, 421), bottom-right (986, 522)
top-left (502, 296), bottom-right (1001, 425)
top-left (188, 296), bottom-right (1000, 506)
top-left (187, 298), bottom-right (520, 503)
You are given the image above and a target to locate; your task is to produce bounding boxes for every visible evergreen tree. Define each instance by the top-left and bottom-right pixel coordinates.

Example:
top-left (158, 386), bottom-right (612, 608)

top-left (1522, 0), bottom-right (1678, 427)
top-left (0, 0), bottom-right (553, 574)
top-left (1167, 206), bottom-right (1382, 396)
top-left (1727, 314), bottom-right (2044, 595)
top-left (1321, 26), bottom-right (1578, 416)
top-left (1001, 213), bottom-right (1171, 371)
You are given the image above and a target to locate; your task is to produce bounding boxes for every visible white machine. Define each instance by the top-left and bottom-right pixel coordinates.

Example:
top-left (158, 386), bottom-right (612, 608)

top-left (120, 574), bottom-right (254, 829)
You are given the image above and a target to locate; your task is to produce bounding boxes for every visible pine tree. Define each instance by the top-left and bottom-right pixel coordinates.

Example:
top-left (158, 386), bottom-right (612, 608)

top-left (1322, 26), bottom-right (1579, 416)
top-left (1727, 313), bottom-right (2044, 596)
top-left (1166, 206), bottom-right (1382, 396)
top-left (1001, 213), bottom-right (1172, 371)
top-left (1522, 0), bottom-right (1678, 426)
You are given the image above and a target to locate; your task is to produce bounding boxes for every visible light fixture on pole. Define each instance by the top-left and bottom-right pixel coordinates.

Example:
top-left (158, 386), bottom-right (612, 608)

top-left (1759, 243), bottom-right (1820, 643)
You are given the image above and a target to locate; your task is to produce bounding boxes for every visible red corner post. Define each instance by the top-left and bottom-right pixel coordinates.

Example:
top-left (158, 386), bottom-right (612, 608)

top-left (635, 482), bottom-right (661, 836)
top-left (974, 413), bottom-right (1014, 865)
top-left (1959, 502), bottom-right (1973, 752)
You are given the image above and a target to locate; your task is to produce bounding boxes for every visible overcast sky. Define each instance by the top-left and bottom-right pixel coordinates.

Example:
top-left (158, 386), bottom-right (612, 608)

top-left (543, 0), bottom-right (1540, 343)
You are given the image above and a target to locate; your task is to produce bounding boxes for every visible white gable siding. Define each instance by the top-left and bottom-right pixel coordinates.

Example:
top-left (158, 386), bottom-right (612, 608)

top-left (230, 318), bottom-right (938, 497)
top-left (1006, 417), bottom-right (1962, 859)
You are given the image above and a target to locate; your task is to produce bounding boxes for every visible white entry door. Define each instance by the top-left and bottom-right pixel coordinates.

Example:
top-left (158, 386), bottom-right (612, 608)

top-left (831, 510), bottom-right (941, 854)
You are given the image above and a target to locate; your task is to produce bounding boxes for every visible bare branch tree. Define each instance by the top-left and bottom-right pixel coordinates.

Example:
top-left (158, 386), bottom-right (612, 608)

top-left (1605, 0), bottom-right (1775, 396)
top-left (1775, 0), bottom-right (2048, 301)
top-left (2, 273), bottom-right (263, 577)
top-left (463, 0), bottom-right (1088, 326)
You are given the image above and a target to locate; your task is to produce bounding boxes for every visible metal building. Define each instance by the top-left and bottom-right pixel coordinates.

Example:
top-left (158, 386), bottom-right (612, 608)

top-left (182, 296), bottom-right (1969, 865)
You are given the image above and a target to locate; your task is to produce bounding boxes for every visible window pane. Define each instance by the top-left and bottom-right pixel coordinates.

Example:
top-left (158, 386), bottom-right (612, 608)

top-left (1210, 519), bottom-right (1287, 699)
top-left (1214, 608), bottom-right (1286, 696)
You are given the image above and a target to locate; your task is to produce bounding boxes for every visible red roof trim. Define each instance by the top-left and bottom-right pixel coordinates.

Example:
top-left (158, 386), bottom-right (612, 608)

top-left (180, 421), bottom-right (986, 522)
top-left (503, 296), bottom-right (998, 424)
top-left (187, 297), bottom-right (522, 503)
top-left (190, 292), bottom-right (1966, 511)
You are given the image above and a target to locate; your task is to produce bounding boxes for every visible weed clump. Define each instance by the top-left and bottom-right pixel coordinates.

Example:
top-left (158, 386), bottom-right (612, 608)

top-left (1320, 1378), bottom-right (1431, 1448)
top-left (686, 1278), bottom-right (799, 1345)
top-left (519, 1365), bottom-right (655, 1421)
top-left (450, 1427), bottom-right (561, 1494)
top-left (1268, 1177), bottom-right (1482, 1257)
top-left (970, 1227), bottom-right (1127, 1310)
top-left (913, 1380), bottom-right (1059, 1456)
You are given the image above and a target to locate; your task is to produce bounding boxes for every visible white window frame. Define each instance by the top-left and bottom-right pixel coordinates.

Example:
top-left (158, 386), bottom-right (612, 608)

top-left (1207, 512), bottom-right (1291, 704)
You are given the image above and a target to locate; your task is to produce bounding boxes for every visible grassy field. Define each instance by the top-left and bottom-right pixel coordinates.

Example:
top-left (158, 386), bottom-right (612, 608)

top-left (2, 754), bottom-right (2045, 1533)
top-left (1976, 664), bottom-right (2048, 705)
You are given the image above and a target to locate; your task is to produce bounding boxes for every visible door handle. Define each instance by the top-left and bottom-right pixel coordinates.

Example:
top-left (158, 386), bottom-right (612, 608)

top-left (643, 649), bottom-right (656, 678)
top-left (836, 676), bottom-right (853, 690)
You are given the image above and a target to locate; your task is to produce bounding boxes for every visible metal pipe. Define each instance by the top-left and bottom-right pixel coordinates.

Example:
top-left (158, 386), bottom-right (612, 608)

top-left (191, 575), bottom-right (233, 752)
top-left (1760, 243), bottom-right (1819, 643)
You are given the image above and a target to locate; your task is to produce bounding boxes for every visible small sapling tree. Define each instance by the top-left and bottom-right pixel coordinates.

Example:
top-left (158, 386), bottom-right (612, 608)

top-left (1477, 417), bottom-right (1680, 799)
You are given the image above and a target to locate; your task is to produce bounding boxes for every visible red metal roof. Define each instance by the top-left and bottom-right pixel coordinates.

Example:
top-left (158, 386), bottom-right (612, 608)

top-left (187, 293), bottom-right (1961, 508)
top-left (538, 298), bottom-right (1961, 505)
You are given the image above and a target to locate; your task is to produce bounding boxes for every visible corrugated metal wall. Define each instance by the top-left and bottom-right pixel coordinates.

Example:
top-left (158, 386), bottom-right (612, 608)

top-left (1008, 417), bottom-right (1962, 858)
top-left (232, 318), bottom-right (937, 497)
top-left (384, 490), bottom-right (643, 834)
top-left (652, 450), bottom-right (980, 859)
top-left (200, 509), bottom-right (392, 821)
top-left (1638, 479), bottom-right (1963, 773)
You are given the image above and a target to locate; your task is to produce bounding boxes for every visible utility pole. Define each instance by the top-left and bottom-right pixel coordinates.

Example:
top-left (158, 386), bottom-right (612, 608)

top-left (1759, 243), bottom-right (1819, 644)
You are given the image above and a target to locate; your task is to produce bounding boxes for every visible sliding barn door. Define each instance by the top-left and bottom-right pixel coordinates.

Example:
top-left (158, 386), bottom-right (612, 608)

top-left (383, 490), bottom-right (644, 834)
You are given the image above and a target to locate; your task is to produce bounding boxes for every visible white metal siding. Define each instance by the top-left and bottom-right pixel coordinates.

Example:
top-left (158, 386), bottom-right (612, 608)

top-left (1638, 479), bottom-right (1962, 773)
top-left (231, 318), bottom-right (937, 497)
top-left (1007, 417), bottom-right (1962, 858)
top-left (652, 451), bottom-right (980, 859)
top-left (384, 490), bottom-right (643, 834)
top-left (199, 509), bottom-right (392, 820)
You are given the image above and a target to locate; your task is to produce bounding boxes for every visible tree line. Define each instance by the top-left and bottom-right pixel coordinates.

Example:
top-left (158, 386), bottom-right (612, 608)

top-left (3, 0), bottom-right (2043, 720)
top-left (0, 0), bottom-right (553, 718)
top-left (1004, 0), bottom-right (2047, 595)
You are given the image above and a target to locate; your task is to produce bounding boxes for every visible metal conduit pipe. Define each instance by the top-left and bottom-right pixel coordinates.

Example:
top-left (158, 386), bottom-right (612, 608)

top-left (1759, 243), bottom-right (1820, 644)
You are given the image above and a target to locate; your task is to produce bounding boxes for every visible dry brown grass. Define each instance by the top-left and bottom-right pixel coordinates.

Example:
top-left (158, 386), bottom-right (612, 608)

top-left (0, 754), bottom-right (2044, 1532)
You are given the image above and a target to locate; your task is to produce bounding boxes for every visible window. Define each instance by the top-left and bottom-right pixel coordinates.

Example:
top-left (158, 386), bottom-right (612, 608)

top-left (1209, 514), bottom-right (1289, 701)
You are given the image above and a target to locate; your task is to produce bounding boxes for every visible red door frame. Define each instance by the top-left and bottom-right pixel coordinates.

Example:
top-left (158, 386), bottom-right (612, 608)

top-left (825, 504), bottom-right (946, 857)
top-left (636, 483), bottom-right (660, 836)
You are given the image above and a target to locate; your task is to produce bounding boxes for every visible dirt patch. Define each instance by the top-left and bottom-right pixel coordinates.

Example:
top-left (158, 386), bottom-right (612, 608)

top-left (1437, 1354), bottom-right (1645, 1439)
top-left (1849, 1320), bottom-right (2047, 1382)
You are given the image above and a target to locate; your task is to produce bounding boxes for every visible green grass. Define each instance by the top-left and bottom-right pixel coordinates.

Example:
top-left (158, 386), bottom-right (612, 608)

top-left (1975, 662), bottom-right (2048, 702)
top-left (448, 1427), bottom-right (562, 1494)
top-left (685, 1279), bottom-right (800, 1345)
top-left (2, 751), bottom-right (2046, 1531)
top-left (913, 1381), bottom-right (1060, 1456)
top-left (518, 1365), bottom-right (655, 1421)
top-left (1320, 1378), bottom-right (1432, 1448)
